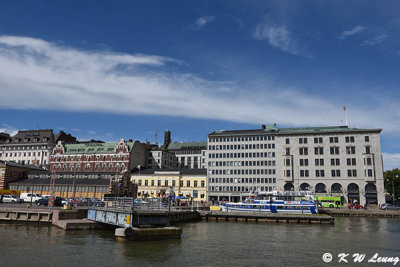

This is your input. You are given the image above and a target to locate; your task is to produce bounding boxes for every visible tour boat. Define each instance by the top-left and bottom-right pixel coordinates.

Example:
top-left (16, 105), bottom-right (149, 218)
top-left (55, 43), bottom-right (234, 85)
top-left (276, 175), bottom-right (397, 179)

top-left (220, 191), bottom-right (318, 214)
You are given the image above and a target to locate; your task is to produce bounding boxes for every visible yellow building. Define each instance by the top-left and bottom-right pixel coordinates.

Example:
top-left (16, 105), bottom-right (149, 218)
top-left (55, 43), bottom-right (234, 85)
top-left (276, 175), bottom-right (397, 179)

top-left (131, 169), bottom-right (207, 203)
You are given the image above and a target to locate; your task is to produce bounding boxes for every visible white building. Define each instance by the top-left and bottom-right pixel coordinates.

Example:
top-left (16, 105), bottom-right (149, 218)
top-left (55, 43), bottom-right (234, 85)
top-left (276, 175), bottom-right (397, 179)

top-left (0, 129), bottom-right (76, 169)
top-left (207, 125), bottom-right (384, 205)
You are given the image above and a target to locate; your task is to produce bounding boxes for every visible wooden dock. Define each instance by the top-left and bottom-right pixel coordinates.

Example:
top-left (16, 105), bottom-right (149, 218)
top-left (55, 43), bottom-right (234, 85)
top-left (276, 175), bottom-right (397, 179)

top-left (199, 211), bottom-right (335, 225)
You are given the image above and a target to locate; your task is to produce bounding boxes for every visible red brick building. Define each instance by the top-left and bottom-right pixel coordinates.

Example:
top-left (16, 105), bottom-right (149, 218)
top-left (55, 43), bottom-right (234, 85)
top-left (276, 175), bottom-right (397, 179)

top-left (49, 139), bottom-right (147, 179)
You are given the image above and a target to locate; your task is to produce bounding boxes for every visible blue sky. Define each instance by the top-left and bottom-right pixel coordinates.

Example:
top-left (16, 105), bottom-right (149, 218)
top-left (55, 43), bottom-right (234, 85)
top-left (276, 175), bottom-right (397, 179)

top-left (0, 1), bottom-right (399, 169)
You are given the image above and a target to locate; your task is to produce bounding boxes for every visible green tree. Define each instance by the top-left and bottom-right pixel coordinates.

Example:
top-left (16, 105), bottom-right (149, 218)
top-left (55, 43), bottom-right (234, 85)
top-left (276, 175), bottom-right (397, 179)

top-left (384, 168), bottom-right (400, 203)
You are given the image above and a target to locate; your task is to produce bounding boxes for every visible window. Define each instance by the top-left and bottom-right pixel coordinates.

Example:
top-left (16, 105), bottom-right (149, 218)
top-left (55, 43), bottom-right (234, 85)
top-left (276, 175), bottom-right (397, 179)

top-left (285, 158), bottom-right (291, 166)
top-left (145, 180), bottom-right (148, 186)
top-left (314, 147), bottom-right (323, 155)
top-left (315, 158), bottom-right (324, 166)
top-left (285, 148), bottom-right (290, 155)
top-left (300, 159), bottom-right (309, 166)
top-left (366, 158), bottom-right (372, 166)
top-left (299, 138), bottom-right (308, 144)
top-left (331, 158), bottom-right (340, 166)
top-left (366, 146), bottom-right (371, 154)
top-left (346, 146), bottom-right (356, 155)
top-left (286, 170), bottom-right (291, 177)
top-left (165, 180), bottom-right (168, 186)
top-left (365, 136), bottom-right (370, 142)
top-left (299, 148), bottom-right (308, 155)
top-left (329, 137), bottom-right (339, 143)
top-left (347, 158), bottom-right (356, 166)
top-left (194, 181), bottom-right (198, 187)
top-left (314, 137), bottom-right (323, 144)
top-left (330, 147), bottom-right (339, 155)
top-left (187, 180), bottom-right (191, 187)
top-left (345, 136), bottom-right (355, 143)
top-left (300, 170), bottom-right (309, 177)
top-left (201, 180), bottom-right (205, 187)
top-left (367, 169), bottom-right (373, 177)
top-left (286, 138), bottom-right (290, 144)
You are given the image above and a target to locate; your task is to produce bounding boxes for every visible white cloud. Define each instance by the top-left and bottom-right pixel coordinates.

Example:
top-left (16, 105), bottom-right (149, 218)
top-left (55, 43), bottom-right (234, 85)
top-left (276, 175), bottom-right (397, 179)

top-left (363, 33), bottom-right (389, 46)
top-left (0, 124), bottom-right (18, 136)
top-left (191, 16), bottom-right (216, 30)
top-left (88, 130), bottom-right (96, 135)
top-left (339, 25), bottom-right (366, 39)
top-left (253, 21), bottom-right (310, 57)
top-left (0, 35), bottom-right (399, 136)
top-left (382, 153), bottom-right (400, 171)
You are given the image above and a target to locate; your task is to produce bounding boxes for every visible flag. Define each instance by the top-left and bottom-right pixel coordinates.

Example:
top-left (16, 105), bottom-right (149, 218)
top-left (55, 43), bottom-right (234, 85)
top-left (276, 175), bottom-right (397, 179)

top-left (343, 106), bottom-right (347, 111)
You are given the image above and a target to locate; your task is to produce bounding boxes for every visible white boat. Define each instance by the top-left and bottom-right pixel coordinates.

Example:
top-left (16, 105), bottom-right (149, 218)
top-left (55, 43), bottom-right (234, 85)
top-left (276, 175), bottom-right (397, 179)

top-left (220, 191), bottom-right (318, 214)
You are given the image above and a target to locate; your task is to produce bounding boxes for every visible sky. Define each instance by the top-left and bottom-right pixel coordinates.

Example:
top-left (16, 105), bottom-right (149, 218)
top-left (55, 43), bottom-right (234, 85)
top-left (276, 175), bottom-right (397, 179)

top-left (0, 1), bottom-right (399, 169)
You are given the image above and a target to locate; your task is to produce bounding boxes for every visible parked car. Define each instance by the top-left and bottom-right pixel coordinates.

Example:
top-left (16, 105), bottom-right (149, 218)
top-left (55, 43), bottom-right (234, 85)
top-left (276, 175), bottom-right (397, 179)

top-left (379, 203), bottom-right (400, 211)
top-left (135, 199), bottom-right (149, 205)
top-left (20, 193), bottom-right (43, 203)
top-left (70, 198), bottom-right (87, 206)
top-left (37, 197), bottom-right (62, 206)
top-left (2, 195), bottom-right (23, 203)
top-left (88, 198), bottom-right (105, 207)
top-left (348, 203), bottom-right (363, 209)
top-left (61, 198), bottom-right (73, 206)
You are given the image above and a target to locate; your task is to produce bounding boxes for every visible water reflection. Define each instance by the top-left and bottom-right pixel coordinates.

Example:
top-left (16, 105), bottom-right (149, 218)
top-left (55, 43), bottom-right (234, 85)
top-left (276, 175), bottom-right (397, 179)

top-left (1, 218), bottom-right (399, 266)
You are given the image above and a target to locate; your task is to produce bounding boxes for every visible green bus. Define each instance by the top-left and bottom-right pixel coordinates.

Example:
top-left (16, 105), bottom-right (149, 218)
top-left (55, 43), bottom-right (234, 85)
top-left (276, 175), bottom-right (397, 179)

top-left (316, 196), bottom-right (342, 208)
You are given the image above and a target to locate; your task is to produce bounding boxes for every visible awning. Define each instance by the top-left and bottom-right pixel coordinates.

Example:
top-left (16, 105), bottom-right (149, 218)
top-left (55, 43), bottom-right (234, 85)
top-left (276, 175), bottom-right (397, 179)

top-left (172, 196), bottom-right (188, 200)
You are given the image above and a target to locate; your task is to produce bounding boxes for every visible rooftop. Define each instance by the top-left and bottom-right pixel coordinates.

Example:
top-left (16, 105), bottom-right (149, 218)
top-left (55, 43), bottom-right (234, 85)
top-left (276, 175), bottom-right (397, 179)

top-left (0, 160), bottom-right (47, 171)
top-left (8, 178), bottom-right (110, 186)
top-left (63, 142), bottom-right (134, 154)
top-left (209, 125), bottom-right (382, 136)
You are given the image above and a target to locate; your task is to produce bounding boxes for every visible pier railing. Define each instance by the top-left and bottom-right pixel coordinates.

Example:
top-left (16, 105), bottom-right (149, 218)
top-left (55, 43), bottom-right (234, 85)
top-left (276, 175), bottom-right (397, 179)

top-left (98, 197), bottom-right (171, 212)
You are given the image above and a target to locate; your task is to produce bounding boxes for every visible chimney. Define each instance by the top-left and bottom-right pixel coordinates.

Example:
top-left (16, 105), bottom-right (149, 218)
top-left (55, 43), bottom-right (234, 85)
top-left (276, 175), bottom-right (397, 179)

top-left (164, 130), bottom-right (171, 148)
top-left (261, 124), bottom-right (266, 130)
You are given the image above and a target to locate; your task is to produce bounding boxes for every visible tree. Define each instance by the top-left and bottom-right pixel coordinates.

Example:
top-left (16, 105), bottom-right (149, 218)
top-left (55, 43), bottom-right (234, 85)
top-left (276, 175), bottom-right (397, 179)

top-left (383, 168), bottom-right (400, 202)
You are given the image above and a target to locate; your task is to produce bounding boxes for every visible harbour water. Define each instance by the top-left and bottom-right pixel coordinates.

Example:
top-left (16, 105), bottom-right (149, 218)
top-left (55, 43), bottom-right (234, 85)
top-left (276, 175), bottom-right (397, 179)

top-left (1, 218), bottom-right (400, 266)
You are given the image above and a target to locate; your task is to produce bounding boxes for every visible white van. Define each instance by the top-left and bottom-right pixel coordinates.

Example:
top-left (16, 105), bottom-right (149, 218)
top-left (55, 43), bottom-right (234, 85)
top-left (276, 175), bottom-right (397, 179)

top-left (20, 193), bottom-right (43, 203)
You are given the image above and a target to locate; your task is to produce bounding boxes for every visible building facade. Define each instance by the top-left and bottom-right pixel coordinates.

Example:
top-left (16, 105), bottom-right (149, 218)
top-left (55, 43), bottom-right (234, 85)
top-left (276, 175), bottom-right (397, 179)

top-left (166, 142), bottom-right (207, 169)
top-left (207, 125), bottom-right (385, 205)
top-left (49, 139), bottom-right (147, 180)
top-left (131, 169), bottom-right (207, 203)
top-left (0, 160), bottom-right (47, 190)
top-left (8, 170), bottom-right (137, 199)
top-left (0, 130), bottom-right (76, 168)
top-left (146, 150), bottom-right (179, 169)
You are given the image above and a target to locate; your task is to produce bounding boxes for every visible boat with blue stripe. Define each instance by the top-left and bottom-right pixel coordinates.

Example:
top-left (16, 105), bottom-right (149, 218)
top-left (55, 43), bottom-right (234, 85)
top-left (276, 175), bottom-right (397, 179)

top-left (220, 191), bottom-right (318, 214)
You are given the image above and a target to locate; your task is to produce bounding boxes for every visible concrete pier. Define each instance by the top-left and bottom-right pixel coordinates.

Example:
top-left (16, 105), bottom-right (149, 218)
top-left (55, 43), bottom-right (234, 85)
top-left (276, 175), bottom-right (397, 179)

top-left (199, 211), bottom-right (335, 225)
top-left (115, 226), bottom-right (182, 241)
top-left (320, 208), bottom-right (400, 218)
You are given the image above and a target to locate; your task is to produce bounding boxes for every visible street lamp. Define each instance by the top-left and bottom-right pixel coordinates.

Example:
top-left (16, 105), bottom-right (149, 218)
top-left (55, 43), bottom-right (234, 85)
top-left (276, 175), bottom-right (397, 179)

top-left (387, 176), bottom-right (396, 205)
top-left (394, 175), bottom-right (398, 205)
